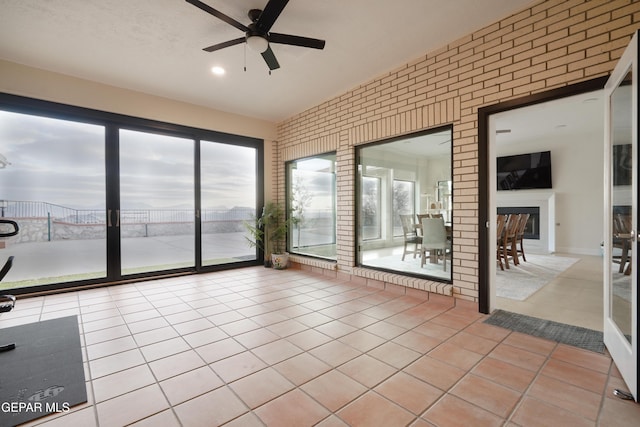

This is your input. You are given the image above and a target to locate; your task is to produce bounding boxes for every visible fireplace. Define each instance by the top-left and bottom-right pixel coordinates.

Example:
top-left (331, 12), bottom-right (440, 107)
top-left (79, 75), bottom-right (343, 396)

top-left (496, 191), bottom-right (555, 254)
top-left (497, 206), bottom-right (541, 239)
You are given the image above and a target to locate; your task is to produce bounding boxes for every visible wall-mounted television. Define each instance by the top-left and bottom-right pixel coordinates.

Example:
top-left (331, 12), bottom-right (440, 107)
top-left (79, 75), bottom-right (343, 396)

top-left (497, 151), bottom-right (552, 190)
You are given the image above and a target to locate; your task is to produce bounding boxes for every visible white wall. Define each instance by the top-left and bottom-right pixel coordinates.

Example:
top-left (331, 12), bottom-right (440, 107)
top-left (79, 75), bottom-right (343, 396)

top-left (496, 127), bottom-right (604, 256)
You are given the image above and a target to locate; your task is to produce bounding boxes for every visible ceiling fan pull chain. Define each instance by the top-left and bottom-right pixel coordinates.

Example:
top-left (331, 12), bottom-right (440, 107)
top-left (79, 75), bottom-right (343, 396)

top-left (244, 44), bottom-right (247, 72)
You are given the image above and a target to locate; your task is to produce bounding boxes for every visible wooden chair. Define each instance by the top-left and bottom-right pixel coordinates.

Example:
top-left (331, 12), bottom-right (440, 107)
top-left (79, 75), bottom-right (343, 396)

top-left (498, 214), bottom-right (520, 269)
top-left (420, 217), bottom-right (450, 270)
top-left (496, 214), bottom-right (507, 271)
top-left (399, 214), bottom-right (421, 261)
top-left (515, 213), bottom-right (530, 262)
top-left (613, 214), bottom-right (632, 275)
top-left (416, 214), bottom-right (430, 236)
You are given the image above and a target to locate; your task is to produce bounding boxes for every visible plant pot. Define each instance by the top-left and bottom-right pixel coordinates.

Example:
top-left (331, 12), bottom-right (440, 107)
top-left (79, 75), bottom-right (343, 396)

top-left (271, 252), bottom-right (289, 270)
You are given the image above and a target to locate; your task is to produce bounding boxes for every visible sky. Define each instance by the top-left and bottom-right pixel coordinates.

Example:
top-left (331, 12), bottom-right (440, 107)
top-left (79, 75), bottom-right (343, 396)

top-left (0, 110), bottom-right (256, 211)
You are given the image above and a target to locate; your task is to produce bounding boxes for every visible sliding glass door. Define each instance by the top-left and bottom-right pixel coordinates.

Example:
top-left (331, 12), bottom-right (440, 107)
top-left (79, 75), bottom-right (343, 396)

top-left (200, 141), bottom-right (256, 266)
top-left (0, 94), bottom-right (263, 294)
top-left (0, 111), bottom-right (107, 289)
top-left (119, 129), bottom-right (195, 275)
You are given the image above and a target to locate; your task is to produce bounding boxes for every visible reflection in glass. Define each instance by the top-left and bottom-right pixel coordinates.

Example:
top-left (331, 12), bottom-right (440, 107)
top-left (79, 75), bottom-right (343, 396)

top-left (201, 141), bottom-right (256, 265)
top-left (287, 153), bottom-right (337, 260)
top-left (361, 176), bottom-right (381, 241)
top-left (0, 111), bottom-right (106, 288)
top-left (357, 128), bottom-right (453, 281)
top-left (610, 69), bottom-right (633, 342)
top-left (119, 129), bottom-right (194, 275)
top-left (393, 180), bottom-right (415, 236)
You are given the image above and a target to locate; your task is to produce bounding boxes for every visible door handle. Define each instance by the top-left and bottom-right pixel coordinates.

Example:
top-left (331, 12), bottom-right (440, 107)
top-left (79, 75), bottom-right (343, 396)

top-left (116, 210), bottom-right (120, 227)
top-left (107, 209), bottom-right (112, 227)
top-left (630, 229), bottom-right (637, 242)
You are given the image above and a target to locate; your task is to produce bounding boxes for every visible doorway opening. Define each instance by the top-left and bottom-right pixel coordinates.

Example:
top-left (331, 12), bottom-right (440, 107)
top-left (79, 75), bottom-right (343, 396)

top-left (478, 77), bottom-right (609, 332)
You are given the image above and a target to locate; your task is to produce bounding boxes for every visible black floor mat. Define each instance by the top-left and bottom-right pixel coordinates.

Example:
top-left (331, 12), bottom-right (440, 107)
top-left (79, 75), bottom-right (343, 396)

top-left (0, 315), bottom-right (87, 426)
top-left (484, 309), bottom-right (605, 353)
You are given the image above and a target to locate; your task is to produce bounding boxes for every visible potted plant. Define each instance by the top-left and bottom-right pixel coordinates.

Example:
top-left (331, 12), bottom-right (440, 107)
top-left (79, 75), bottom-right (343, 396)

top-left (245, 201), bottom-right (292, 269)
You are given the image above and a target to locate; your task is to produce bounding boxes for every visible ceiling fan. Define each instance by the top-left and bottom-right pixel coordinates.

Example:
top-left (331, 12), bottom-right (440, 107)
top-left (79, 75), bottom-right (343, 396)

top-left (186, 0), bottom-right (326, 71)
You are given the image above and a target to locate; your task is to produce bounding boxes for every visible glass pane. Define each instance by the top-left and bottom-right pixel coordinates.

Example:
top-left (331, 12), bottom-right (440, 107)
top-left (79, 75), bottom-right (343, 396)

top-left (610, 68), bottom-right (633, 343)
top-left (358, 128), bottom-right (452, 281)
top-left (361, 175), bottom-right (381, 240)
top-left (119, 129), bottom-right (194, 275)
top-left (0, 111), bottom-right (106, 289)
top-left (201, 141), bottom-right (256, 266)
top-left (393, 180), bottom-right (415, 236)
top-left (288, 154), bottom-right (337, 260)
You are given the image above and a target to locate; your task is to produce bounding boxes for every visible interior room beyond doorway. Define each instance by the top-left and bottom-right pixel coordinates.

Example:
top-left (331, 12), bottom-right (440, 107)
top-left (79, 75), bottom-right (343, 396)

top-left (489, 90), bottom-right (605, 331)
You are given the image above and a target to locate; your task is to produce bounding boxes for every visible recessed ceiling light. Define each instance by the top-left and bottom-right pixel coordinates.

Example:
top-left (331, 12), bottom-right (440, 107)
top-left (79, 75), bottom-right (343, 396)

top-left (211, 66), bottom-right (225, 76)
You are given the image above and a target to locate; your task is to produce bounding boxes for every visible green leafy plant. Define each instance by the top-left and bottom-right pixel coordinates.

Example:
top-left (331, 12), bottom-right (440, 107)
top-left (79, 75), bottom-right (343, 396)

top-left (244, 202), bottom-right (292, 262)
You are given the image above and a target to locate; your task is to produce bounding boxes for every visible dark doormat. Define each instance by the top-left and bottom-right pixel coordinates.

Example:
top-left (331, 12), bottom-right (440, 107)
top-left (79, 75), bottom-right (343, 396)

top-left (484, 309), bottom-right (605, 354)
top-left (0, 315), bottom-right (87, 427)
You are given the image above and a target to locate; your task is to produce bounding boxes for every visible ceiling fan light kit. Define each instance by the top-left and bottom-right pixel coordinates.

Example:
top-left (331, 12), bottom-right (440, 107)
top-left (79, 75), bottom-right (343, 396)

top-left (186, 0), bottom-right (325, 71)
top-left (246, 35), bottom-right (269, 53)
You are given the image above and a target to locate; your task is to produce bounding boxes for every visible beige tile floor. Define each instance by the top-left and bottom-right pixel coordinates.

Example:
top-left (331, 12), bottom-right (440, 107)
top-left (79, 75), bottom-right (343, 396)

top-left (496, 253), bottom-right (604, 331)
top-left (1, 265), bottom-right (638, 426)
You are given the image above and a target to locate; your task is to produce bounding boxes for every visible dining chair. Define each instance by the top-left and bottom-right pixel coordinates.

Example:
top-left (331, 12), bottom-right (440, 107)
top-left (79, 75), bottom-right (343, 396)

top-left (420, 217), bottom-right (449, 270)
top-left (515, 213), bottom-right (530, 262)
top-left (498, 213), bottom-right (520, 269)
top-left (399, 214), bottom-right (421, 261)
top-left (496, 214), bottom-right (507, 271)
top-left (613, 213), bottom-right (632, 275)
top-left (416, 214), bottom-right (430, 236)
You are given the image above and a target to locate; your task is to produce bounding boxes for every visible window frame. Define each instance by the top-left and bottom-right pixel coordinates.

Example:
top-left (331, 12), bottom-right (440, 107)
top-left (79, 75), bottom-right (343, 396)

top-left (285, 152), bottom-right (337, 261)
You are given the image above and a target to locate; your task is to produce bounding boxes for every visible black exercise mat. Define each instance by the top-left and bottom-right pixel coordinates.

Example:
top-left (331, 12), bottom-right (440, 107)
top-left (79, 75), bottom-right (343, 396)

top-left (485, 309), bottom-right (605, 353)
top-left (0, 315), bottom-right (87, 426)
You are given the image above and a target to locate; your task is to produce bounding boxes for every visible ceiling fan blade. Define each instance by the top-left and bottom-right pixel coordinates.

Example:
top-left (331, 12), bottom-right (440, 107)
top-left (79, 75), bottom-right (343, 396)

top-left (185, 0), bottom-right (249, 32)
top-left (269, 33), bottom-right (325, 50)
top-left (203, 37), bottom-right (245, 52)
top-left (256, 0), bottom-right (289, 33)
top-left (261, 46), bottom-right (280, 70)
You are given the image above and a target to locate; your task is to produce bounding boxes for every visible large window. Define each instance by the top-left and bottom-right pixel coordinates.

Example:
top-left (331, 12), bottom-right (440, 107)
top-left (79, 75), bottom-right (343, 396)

top-left (0, 94), bottom-right (261, 294)
top-left (357, 127), bottom-right (453, 281)
top-left (287, 153), bottom-right (337, 260)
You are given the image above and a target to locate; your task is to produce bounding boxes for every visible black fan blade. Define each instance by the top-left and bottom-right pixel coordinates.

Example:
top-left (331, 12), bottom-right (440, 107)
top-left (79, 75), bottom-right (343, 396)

top-left (256, 0), bottom-right (289, 33)
top-left (203, 37), bottom-right (245, 52)
top-left (185, 0), bottom-right (249, 32)
top-left (261, 46), bottom-right (280, 70)
top-left (269, 33), bottom-right (325, 50)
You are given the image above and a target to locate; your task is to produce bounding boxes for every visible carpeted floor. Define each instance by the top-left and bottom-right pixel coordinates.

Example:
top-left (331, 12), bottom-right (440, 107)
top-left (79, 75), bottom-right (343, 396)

top-left (484, 309), bottom-right (605, 353)
top-left (496, 254), bottom-right (579, 301)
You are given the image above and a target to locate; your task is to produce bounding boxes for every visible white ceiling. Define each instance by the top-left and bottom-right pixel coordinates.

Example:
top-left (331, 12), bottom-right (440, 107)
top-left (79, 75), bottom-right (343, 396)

top-left (493, 90), bottom-right (605, 149)
top-left (0, 0), bottom-right (535, 123)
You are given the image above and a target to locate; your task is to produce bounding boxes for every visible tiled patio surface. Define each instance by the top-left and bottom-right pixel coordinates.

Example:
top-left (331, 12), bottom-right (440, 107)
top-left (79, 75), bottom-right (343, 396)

top-left (1, 266), bottom-right (638, 426)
